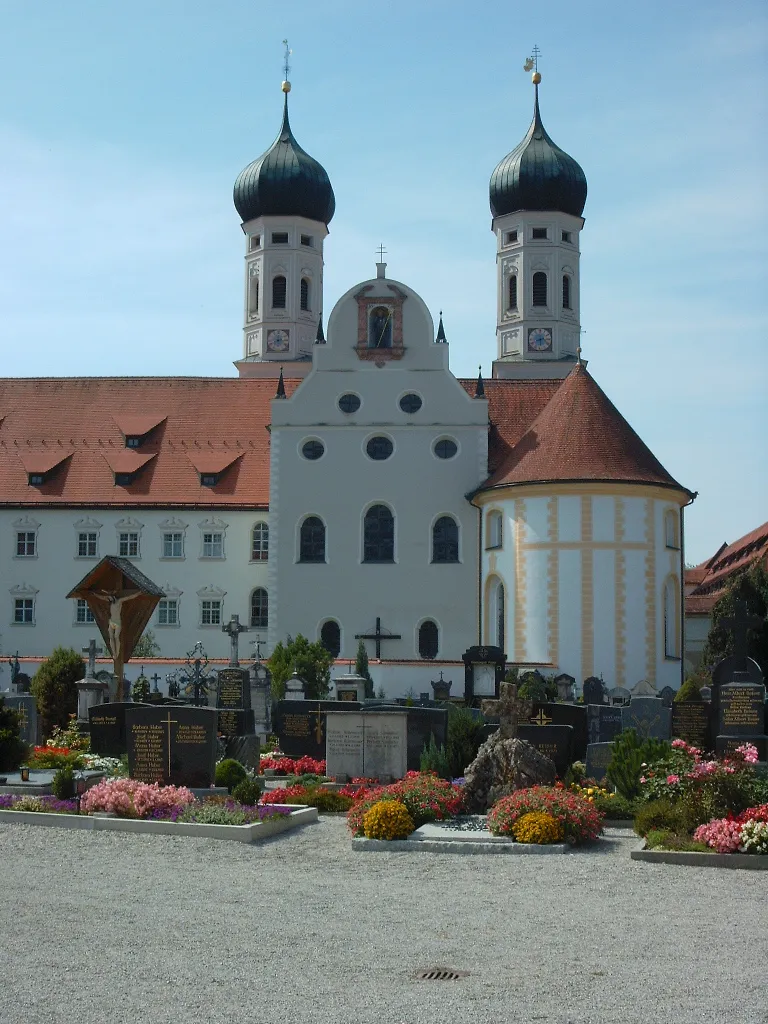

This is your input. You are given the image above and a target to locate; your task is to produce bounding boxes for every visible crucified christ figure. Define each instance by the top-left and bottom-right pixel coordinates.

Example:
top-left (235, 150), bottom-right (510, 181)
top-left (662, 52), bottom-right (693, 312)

top-left (92, 589), bottom-right (142, 661)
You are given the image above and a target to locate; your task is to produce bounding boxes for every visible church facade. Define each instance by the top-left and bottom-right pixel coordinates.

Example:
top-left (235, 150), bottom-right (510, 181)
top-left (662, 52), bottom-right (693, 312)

top-left (0, 74), bottom-right (693, 695)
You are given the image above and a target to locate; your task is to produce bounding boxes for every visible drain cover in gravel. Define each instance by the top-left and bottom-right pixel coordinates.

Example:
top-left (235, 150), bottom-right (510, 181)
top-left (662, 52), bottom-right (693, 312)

top-left (415, 968), bottom-right (469, 981)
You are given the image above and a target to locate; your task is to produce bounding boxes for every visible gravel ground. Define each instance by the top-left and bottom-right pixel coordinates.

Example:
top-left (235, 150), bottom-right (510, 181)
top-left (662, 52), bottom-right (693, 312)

top-left (0, 817), bottom-right (765, 1024)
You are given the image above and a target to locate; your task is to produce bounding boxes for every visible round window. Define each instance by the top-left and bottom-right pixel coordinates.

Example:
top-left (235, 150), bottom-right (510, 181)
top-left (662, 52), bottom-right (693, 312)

top-left (301, 439), bottom-right (325, 461)
top-left (434, 438), bottom-right (458, 460)
top-left (399, 393), bottom-right (422, 414)
top-left (366, 436), bottom-right (394, 461)
top-left (338, 393), bottom-right (361, 414)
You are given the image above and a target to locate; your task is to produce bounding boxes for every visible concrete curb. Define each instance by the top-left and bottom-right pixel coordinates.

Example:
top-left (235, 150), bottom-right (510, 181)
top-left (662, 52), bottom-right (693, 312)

top-left (352, 837), bottom-right (568, 854)
top-left (631, 848), bottom-right (768, 870)
top-left (0, 805), bottom-right (318, 843)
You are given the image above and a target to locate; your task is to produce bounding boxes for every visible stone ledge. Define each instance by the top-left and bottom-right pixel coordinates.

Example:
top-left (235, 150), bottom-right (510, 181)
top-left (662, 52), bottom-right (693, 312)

top-left (631, 849), bottom-right (768, 870)
top-left (352, 837), bottom-right (568, 855)
top-left (0, 805), bottom-right (318, 843)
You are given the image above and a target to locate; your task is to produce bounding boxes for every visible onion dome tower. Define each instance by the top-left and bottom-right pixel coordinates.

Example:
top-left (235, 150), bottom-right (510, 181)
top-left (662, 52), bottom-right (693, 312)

top-left (234, 65), bottom-right (335, 378)
top-left (490, 64), bottom-right (587, 379)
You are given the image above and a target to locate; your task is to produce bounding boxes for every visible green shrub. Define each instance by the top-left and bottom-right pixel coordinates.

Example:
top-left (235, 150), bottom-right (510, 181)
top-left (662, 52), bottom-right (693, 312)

top-left (231, 778), bottom-right (262, 805)
top-left (51, 765), bottom-right (76, 799)
top-left (564, 762), bottom-right (587, 787)
top-left (645, 829), bottom-right (709, 853)
top-left (675, 676), bottom-right (705, 702)
top-left (606, 729), bottom-right (671, 800)
top-left (0, 697), bottom-right (28, 772)
top-left (31, 647), bottom-right (84, 739)
top-left (295, 773), bottom-right (327, 786)
top-left (420, 734), bottom-right (451, 779)
top-left (302, 788), bottom-right (353, 813)
top-left (214, 759), bottom-right (247, 793)
top-left (633, 798), bottom-right (692, 837)
top-left (599, 793), bottom-right (636, 819)
top-left (180, 804), bottom-right (248, 825)
top-left (517, 672), bottom-right (548, 702)
top-left (131, 675), bottom-right (150, 702)
top-left (446, 705), bottom-right (486, 778)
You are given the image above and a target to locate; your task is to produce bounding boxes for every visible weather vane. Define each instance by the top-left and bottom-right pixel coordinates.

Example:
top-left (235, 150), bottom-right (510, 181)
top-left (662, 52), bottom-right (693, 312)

top-left (282, 39), bottom-right (292, 81)
top-left (376, 243), bottom-right (387, 262)
top-left (523, 44), bottom-right (541, 73)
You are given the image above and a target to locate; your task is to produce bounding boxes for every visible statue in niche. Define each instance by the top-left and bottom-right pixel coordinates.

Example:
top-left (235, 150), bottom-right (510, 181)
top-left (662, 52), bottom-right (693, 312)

top-left (369, 306), bottom-right (392, 348)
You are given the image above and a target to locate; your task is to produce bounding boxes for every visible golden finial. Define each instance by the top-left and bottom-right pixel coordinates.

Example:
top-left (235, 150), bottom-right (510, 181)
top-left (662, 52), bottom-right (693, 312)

top-left (524, 44), bottom-right (542, 84)
top-left (281, 38), bottom-right (292, 92)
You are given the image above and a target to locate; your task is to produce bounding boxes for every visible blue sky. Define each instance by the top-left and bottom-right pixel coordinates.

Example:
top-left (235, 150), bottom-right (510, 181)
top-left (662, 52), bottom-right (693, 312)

top-left (0, 0), bottom-right (765, 565)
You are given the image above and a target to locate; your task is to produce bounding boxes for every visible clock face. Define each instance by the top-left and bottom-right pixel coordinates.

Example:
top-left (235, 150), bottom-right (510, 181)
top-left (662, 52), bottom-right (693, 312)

top-left (528, 327), bottom-right (553, 352)
top-left (267, 329), bottom-right (290, 352)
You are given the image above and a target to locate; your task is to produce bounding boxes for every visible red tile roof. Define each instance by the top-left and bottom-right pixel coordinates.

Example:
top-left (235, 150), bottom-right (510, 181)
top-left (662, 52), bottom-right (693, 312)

top-left (474, 363), bottom-right (692, 496)
top-left (685, 521), bottom-right (768, 615)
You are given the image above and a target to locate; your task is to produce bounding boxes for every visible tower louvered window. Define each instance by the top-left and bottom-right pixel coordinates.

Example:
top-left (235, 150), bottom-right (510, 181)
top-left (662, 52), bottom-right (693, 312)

top-left (532, 272), bottom-right (547, 307)
top-left (300, 278), bottom-right (310, 311)
top-left (272, 276), bottom-right (287, 308)
top-left (508, 275), bottom-right (517, 310)
top-left (562, 275), bottom-right (571, 309)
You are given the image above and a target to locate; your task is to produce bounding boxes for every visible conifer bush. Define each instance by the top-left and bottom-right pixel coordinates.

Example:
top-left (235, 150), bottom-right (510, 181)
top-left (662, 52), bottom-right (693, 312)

top-left (31, 647), bottom-right (84, 739)
top-left (0, 697), bottom-right (28, 772)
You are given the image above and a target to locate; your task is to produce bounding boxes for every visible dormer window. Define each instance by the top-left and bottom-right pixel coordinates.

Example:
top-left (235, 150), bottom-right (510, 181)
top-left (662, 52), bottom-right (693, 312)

top-left (126, 437), bottom-right (141, 448)
top-left (201, 473), bottom-right (219, 487)
top-left (532, 227), bottom-right (548, 240)
top-left (28, 473), bottom-right (45, 486)
top-left (115, 472), bottom-right (136, 486)
top-left (271, 232), bottom-right (289, 244)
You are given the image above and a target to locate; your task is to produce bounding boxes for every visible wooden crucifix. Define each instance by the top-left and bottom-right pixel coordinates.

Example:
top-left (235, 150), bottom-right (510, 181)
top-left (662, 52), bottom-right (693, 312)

top-left (481, 683), bottom-right (533, 740)
top-left (721, 599), bottom-right (763, 667)
top-left (354, 617), bottom-right (402, 660)
top-left (222, 614), bottom-right (249, 667)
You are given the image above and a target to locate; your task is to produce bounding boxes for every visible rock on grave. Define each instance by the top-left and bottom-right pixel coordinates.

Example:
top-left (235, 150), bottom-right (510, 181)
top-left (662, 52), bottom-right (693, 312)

top-left (462, 735), bottom-right (557, 814)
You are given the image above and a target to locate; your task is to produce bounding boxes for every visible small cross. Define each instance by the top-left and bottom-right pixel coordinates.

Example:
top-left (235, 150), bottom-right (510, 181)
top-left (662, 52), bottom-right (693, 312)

top-left (721, 599), bottom-right (763, 666)
top-left (530, 709), bottom-right (552, 727)
top-left (150, 672), bottom-right (161, 693)
top-left (82, 639), bottom-right (104, 679)
top-left (481, 683), bottom-right (533, 740)
top-left (355, 617), bottom-right (402, 660)
top-left (313, 704), bottom-right (325, 745)
top-left (222, 614), bottom-right (249, 667)
top-left (376, 243), bottom-right (387, 262)
top-left (161, 711), bottom-right (179, 777)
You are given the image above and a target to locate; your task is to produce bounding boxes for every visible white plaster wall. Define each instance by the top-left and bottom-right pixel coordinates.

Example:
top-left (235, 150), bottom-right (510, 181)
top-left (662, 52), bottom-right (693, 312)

top-left (1, 508), bottom-right (268, 660)
top-left (592, 547), bottom-right (616, 682)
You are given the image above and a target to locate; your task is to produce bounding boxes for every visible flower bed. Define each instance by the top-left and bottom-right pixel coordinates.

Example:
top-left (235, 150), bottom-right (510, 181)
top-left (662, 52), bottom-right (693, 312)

top-left (259, 755), bottom-right (326, 776)
top-left (0, 794), bottom-right (78, 814)
top-left (693, 805), bottom-right (768, 854)
top-left (347, 772), bottom-right (463, 837)
top-left (488, 786), bottom-right (603, 844)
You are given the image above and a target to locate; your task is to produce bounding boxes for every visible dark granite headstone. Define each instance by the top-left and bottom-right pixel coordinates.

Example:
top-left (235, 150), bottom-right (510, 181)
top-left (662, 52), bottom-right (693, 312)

top-left (710, 657), bottom-right (764, 751)
top-left (659, 686), bottom-right (676, 708)
top-left (218, 708), bottom-right (256, 736)
top-left (399, 705), bottom-right (448, 772)
top-left (585, 742), bottom-right (613, 783)
top-left (517, 724), bottom-right (574, 775)
top-left (217, 667), bottom-right (251, 710)
top-left (671, 701), bottom-right (713, 750)
top-left (126, 704), bottom-right (217, 787)
top-left (587, 704), bottom-right (623, 746)
top-left (715, 681), bottom-right (766, 758)
top-left (3, 694), bottom-right (37, 746)
top-left (276, 700), bottom-right (359, 759)
top-left (583, 677), bottom-right (606, 705)
top-left (89, 702), bottom-right (128, 757)
top-left (531, 703), bottom-right (588, 760)
top-left (621, 696), bottom-right (672, 741)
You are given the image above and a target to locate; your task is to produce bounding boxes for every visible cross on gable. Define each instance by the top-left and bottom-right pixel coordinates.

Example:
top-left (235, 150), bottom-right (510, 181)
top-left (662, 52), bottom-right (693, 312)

top-left (354, 617), bottom-right (402, 660)
top-left (481, 683), bottom-right (533, 740)
top-left (721, 599), bottom-right (763, 665)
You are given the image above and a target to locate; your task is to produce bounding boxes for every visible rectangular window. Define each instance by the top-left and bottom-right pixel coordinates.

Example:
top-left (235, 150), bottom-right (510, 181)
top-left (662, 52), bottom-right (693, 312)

top-left (201, 599), bottom-right (222, 625)
top-left (76, 599), bottom-right (95, 624)
top-left (562, 230), bottom-right (572, 243)
top-left (158, 599), bottom-right (179, 626)
top-left (78, 532), bottom-right (98, 557)
top-left (300, 234), bottom-right (313, 247)
top-left (16, 531), bottom-right (36, 557)
top-left (119, 532), bottom-right (139, 557)
top-left (202, 532), bottom-right (223, 558)
top-left (163, 532), bottom-right (183, 558)
top-left (271, 232), bottom-right (289, 244)
top-left (14, 598), bottom-right (34, 624)
top-left (504, 230), bottom-right (518, 244)
top-left (248, 234), bottom-right (261, 251)
top-left (201, 474), bottom-right (218, 487)
top-left (29, 474), bottom-right (44, 486)
top-left (126, 437), bottom-right (141, 448)
top-left (532, 227), bottom-right (548, 239)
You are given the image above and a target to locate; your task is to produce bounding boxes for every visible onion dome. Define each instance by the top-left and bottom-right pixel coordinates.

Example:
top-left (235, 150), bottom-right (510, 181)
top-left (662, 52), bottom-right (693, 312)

top-left (233, 88), bottom-right (335, 226)
top-left (489, 82), bottom-right (587, 218)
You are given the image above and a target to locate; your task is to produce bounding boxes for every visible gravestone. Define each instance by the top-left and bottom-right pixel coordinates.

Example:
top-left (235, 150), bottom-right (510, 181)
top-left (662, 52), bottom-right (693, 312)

top-left (216, 667), bottom-right (255, 737)
top-left (554, 673), bottom-right (575, 702)
top-left (671, 700), bottom-right (713, 750)
top-left (621, 696), bottom-right (672, 741)
top-left (250, 677), bottom-right (271, 734)
top-left (14, 673), bottom-right (31, 694)
top-left (334, 673), bottom-right (367, 702)
top-left (608, 686), bottom-right (632, 706)
top-left (3, 693), bottom-right (37, 747)
top-left (398, 705), bottom-right (448, 771)
top-left (716, 673), bottom-right (767, 759)
top-left (587, 704), bottom-right (623, 746)
top-left (126, 705), bottom-right (217, 787)
top-left (276, 700), bottom-right (354, 759)
top-left (583, 677), bottom-right (606, 706)
top-left (530, 703), bottom-right (588, 760)
top-left (659, 686), bottom-right (676, 708)
top-left (516, 723), bottom-right (574, 775)
top-left (325, 709), bottom-right (408, 780)
top-left (632, 678), bottom-right (657, 696)
top-left (89, 702), bottom-right (129, 757)
top-left (585, 742), bottom-right (613, 783)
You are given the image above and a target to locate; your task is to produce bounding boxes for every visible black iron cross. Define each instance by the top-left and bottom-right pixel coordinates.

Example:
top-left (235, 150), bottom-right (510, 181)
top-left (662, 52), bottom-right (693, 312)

top-left (355, 617), bottom-right (402, 660)
top-left (150, 672), bottom-right (161, 693)
top-left (721, 599), bottom-right (763, 665)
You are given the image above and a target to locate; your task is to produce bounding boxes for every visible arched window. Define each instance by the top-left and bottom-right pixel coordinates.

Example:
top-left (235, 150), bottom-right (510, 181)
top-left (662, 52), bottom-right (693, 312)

top-left (251, 522), bottom-right (268, 561)
top-left (320, 620), bottom-right (341, 658)
top-left (418, 620), bottom-right (439, 659)
top-left (300, 277), bottom-right (310, 311)
top-left (299, 516), bottom-right (326, 563)
top-left (248, 270), bottom-right (259, 315)
top-left (272, 275), bottom-right (287, 308)
top-left (665, 510), bottom-right (679, 549)
top-left (487, 510), bottom-right (503, 549)
top-left (363, 504), bottom-right (394, 563)
top-left (663, 576), bottom-right (679, 658)
top-left (486, 576), bottom-right (506, 649)
top-left (432, 516), bottom-right (459, 563)
top-left (508, 274), bottom-right (518, 310)
top-left (562, 274), bottom-right (571, 309)
top-left (532, 272), bottom-right (547, 307)
top-left (250, 588), bottom-right (268, 629)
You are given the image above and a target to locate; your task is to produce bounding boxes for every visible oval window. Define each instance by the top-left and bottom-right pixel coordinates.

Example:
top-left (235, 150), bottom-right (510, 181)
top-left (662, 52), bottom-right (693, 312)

top-left (301, 439), bottom-right (325, 461)
top-left (434, 438), bottom-right (458, 460)
top-left (366, 436), bottom-right (394, 461)
top-left (338, 393), bottom-right (361, 414)
top-left (399, 393), bottom-right (422, 414)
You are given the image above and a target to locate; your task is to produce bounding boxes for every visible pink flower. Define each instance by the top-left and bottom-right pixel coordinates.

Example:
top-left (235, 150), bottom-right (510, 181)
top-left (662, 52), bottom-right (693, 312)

top-left (736, 743), bottom-right (759, 764)
top-left (694, 817), bottom-right (742, 854)
top-left (666, 774), bottom-right (680, 785)
top-left (639, 776), bottom-right (646, 784)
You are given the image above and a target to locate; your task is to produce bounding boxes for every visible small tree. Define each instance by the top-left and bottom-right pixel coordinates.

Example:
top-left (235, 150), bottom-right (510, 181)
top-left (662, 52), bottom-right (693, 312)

top-left (355, 639), bottom-right (374, 699)
top-left (268, 634), bottom-right (333, 701)
top-left (702, 562), bottom-right (768, 673)
top-left (132, 629), bottom-right (161, 659)
top-left (0, 696), bottom-right (28, 771)
top-left (31, 647), bottom-right (84, 739)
